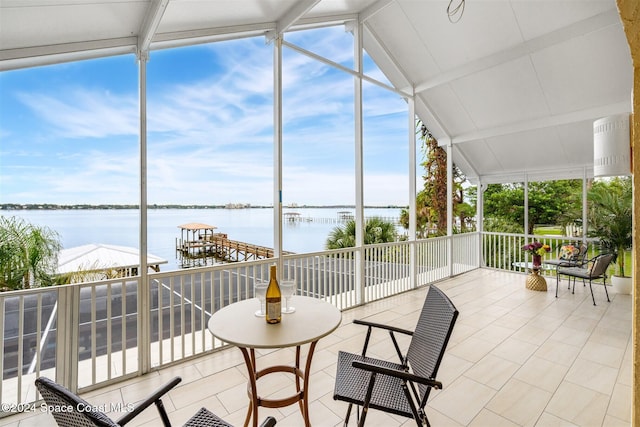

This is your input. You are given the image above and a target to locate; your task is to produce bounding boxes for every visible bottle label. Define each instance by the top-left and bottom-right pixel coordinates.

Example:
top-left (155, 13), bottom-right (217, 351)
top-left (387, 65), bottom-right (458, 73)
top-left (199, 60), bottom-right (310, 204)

top-left (266, 300), bottom-right (281, 322)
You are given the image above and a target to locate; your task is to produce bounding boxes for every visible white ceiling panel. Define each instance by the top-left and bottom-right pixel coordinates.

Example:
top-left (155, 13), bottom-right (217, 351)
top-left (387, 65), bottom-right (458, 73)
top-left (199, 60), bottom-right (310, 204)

top-left (399, 1), bottom-right (524, 72)
top-left (532, 24), bottom-right (633, 114)
top-left (158, 0), bottom-right (292, 34)
top-left (449, 56), bottom-right (549, 130)
top-left (1, 1), bottom-right (149, 49)
top-left (365, 2), bottom-right (440, 84)
top-left (418, 85), bottom-right (477, 137)
top-left (0, 0), bottom-right (632, 184)
top-left (511, 0), bottom-right (615, 40)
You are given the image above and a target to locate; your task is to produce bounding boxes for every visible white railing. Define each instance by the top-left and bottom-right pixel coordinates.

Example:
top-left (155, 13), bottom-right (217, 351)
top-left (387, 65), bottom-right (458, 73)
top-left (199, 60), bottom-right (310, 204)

top-left (1, 234), bottom-right (488, 415)
top-left (481, 232), bottom-right (597, 275)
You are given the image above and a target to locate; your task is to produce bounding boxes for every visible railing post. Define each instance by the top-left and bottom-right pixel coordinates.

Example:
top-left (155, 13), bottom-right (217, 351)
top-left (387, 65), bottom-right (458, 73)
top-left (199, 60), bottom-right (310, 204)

top-left (56, 285), bottom-right (80, 392)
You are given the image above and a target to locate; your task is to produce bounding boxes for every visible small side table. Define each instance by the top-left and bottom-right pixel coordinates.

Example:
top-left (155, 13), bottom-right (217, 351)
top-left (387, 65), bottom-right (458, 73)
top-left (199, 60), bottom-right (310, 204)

top-left (526, 269), bottom-right (547, 291)
top-left (208, 296), bottom-right (342, 427)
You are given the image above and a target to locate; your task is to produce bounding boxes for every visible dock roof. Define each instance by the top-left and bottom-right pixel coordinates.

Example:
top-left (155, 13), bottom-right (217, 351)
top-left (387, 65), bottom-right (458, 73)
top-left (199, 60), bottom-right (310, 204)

top-left (57, 244), bottom-right (167, 274)
top-left (178, 223), bottom-right (217, 231)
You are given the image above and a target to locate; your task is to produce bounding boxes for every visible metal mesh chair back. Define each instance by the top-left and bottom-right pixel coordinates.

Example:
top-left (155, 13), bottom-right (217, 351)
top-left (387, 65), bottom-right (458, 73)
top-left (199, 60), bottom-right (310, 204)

top-left (35, 377), bottom-right (118, 427)
top-left (589, 253), bottom-right (616, 278)
top-left (406, 286), bottom-right (459, 404)
top-left (578, 243), bottom-right (589, 259)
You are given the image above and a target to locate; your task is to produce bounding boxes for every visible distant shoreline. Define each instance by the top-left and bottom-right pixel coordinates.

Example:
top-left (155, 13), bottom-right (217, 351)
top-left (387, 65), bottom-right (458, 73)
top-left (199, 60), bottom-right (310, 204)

top-left (1, 204), bottom-right (407, 211)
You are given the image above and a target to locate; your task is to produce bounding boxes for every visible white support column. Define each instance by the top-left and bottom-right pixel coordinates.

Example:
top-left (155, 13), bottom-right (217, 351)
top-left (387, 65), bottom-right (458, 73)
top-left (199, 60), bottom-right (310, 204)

top-left (447, 141), bottom-right (453, 276)
top-left (354, 21), bottom-right (365, 304)
top-left (408, 95), bottom-right (417, 288)
top-left (137, 51), bottom-right (150, 374)
top-left (273, 36), bottom-right (283, 276)
top-left (477, 181), bottom-right (485, 268)
top-left (524, 174), bottom-right (530, 273)
top-left (582, 167), bottom-right (588, 242)
top-left (524, 174), bottom-right (529, 237)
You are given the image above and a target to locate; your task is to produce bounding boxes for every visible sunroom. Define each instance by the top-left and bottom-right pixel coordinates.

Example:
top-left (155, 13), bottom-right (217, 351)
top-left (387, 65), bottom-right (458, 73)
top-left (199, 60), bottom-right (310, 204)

top-left (0, 0), bottom-right (638, 426)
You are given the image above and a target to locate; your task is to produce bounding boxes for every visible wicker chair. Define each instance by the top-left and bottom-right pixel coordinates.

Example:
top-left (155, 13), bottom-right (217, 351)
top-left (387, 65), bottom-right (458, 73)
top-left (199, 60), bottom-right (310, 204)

top-left (35, 376), bottom-right (277, 427)
top-left (333, 285), bottom-right (458, 427)
top-left (556, 252), bottom-right (616, 305)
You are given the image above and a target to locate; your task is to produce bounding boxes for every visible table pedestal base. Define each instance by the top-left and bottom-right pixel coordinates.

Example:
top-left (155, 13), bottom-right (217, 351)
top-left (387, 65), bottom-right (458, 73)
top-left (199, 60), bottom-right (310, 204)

top-left (526, 270), bottom-right (547, 291)
top-left (240, 342), bottom-right (317, 427)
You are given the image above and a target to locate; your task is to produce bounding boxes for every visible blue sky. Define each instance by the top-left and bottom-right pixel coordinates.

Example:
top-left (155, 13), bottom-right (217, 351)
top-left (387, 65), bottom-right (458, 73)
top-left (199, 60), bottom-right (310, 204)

top-left (0, 26), bottom-right (411, 206)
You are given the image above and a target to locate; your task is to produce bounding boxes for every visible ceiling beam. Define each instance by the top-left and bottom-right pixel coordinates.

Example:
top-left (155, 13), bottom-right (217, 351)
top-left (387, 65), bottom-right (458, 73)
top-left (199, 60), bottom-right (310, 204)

top-left (359, 0), bottom-right (394, 23)
top-left (0, 38), bottom-right (137, 71)
top-left (138, 0), bottom-right (170, 54)
top-left (451, 101), bottom-right (630, 144)
top-left (361, 23), bottom-right (412, 90)
top-left (267, 0), bottom-right (320, 42)
top-left (414, 8), bottom-right (621, 94)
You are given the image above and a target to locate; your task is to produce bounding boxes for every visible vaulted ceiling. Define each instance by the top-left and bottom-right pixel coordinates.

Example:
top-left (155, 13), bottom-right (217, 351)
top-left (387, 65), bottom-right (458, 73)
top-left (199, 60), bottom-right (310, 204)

top-left (1, 0), bottom-right (633, 184)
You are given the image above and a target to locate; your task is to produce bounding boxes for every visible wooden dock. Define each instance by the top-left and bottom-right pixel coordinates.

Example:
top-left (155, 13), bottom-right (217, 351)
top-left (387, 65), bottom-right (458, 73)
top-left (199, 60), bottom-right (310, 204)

top-left (176, 224), bottom-right (289, 267)
top-left (177, 235), bottom-right (277, 265)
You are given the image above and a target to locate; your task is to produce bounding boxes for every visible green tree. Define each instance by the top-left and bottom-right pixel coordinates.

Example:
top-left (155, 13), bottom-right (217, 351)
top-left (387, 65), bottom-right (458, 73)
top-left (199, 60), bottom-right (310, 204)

top-left (0, 216), bottom-right (61, 290)
top-left (325, 217), bottom-right (397, 249)
top-left (483, 180), bottom-right (582, 234)
top-left (588, 177), bottom-right (632, 277)
top-left (400, 122), bottom-right (474, 237)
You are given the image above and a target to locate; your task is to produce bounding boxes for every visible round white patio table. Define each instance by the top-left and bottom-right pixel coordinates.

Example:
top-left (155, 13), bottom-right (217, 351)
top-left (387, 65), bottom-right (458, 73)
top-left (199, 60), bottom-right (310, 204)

top-left (208, 295), bottom-right (342, 427)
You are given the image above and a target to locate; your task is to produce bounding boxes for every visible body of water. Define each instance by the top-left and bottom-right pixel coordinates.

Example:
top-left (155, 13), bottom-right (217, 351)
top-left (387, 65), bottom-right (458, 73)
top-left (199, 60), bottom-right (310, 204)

top-left (4, 208), bottom-right (403, 271)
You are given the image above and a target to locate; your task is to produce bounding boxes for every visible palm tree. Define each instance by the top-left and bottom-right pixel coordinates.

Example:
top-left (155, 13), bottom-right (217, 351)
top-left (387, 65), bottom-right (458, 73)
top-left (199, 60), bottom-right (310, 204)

top-left (588, 177), bottom-right (632, 277)
top-left (326, 217), bottom-right (397, 250)
top-left (0, 216), bottom-right (61, 290)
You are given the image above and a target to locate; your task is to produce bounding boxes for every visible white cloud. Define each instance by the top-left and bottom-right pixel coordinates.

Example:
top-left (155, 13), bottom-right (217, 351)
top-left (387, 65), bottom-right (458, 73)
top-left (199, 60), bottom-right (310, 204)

top-left (4, 32), bottom-right (411, 206)
top-left (17, 89), bottom-right (138, 138)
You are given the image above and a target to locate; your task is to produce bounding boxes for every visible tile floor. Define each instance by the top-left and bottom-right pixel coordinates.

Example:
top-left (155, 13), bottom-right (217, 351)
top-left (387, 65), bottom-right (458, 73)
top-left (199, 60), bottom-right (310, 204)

top-left (0, 268), bottom-right (633, 426)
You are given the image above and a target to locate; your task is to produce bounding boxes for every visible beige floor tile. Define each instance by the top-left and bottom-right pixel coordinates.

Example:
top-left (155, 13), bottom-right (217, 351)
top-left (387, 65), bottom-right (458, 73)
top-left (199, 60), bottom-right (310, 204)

top-left (546, 381), bottom-right (609, 426)
top-left (513, 356), bottom-right (570, 393)
top-left (447, 336), bottom-right (496, 363)
top-left (485, 378), bottom-right (552, 426)
top-left (468, 409), bottom-right (519, 427)
top-left (535, 411), bottom-right (579, 426)
top-left (565, 358), bottom-right (618, 395)
top-left (606, 382), bottom-right (632, 423)
top-left (427, 376), bottom-right (496, 425)
top-left (490, 336), bottom-right (538, 364)
top-left (511, 322), bottom-right (554, 345)
top-left (535, 338), bottom-right (582, 366)
top-left (578, 340), bottom-right (626, 369)
top-left (463, 354), bottom-right (520, 390)
top-left (470, 323), bottom-right (515, 345)
top-left (548, 325), bottom-right (591, 348)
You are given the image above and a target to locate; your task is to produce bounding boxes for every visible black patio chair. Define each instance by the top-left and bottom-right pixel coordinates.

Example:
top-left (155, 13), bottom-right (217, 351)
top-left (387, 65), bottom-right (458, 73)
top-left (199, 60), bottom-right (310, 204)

top-left (333, 285), bottom-right (458, 427)
top-left (555, 252), bottom-right (616, 305)
top-left (544, 242), bottom-right (589, 268)
top-left (35, 376), bottom-right (277, 427)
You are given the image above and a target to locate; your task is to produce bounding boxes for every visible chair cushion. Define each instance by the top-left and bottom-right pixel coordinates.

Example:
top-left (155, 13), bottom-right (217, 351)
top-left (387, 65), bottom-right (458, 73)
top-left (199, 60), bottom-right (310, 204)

top-left (557, 266), bottom-right (591, 279)
top-left (333, 351), bottom-right (414, 418)
top-left (559, 245), bottom-right (579, 260)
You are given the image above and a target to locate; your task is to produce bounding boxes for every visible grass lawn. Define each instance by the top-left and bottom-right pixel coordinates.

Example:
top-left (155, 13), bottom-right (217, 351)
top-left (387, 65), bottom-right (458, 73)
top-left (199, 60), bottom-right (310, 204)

top-left (534, 226), bottom-right (563, 236)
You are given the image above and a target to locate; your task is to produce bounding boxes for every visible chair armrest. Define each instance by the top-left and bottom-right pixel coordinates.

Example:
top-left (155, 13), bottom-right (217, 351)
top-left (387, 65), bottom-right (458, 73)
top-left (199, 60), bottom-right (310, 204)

top-left (260, 416), bottom-right (278, 427)
top-left (353, 319), bottom-right (414, 336)
top-left (354, 320), bottom-right (413, 361)
top-left (116, 376), bottom-right (182, 426)
top-left (352, 360), bottom-right (442, 390)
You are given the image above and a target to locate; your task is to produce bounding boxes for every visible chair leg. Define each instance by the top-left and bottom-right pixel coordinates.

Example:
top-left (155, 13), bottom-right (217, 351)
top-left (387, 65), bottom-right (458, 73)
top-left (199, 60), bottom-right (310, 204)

top-left (344, 403), bottom-right (353, 426)
top-left (357, 372), bottom-right (377, 427)
top-left (603, 278), bottom-right (611, 302)
top-left (555, 274), bottom-right (560, 298)
top-left (588, 279), bottom-right (596, 306)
